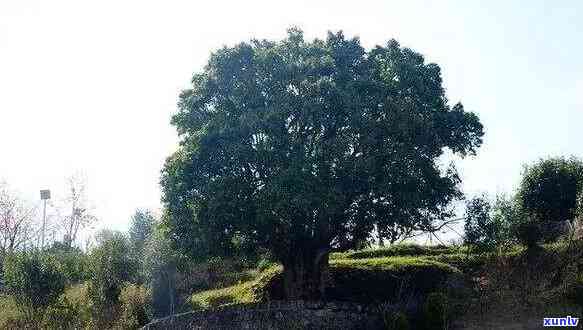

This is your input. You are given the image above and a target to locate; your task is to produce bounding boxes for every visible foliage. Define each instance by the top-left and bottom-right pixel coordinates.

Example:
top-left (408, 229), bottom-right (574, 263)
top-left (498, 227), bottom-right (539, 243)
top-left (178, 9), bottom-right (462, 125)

top-left (129, 209), bottom-right (157, 283)
top-left (382, 310), bottom-right (410, 330)
top-left (116, 283), bottom-right (152, 329)
top-left (161, 27), bottom-right (483, 298)
top-left (2, 252), bottom-right (66, 309)
top-left (191, 257), bottom-right (459, 309)
top-left (518, 157), bottom-right (583, 229)
top-left (142, 227), bottom-right (183, 317)
top-left (190, 277), bottom-right (258, 310)
top-left (567, 274), bottom-right (583, 307)
top-left (189, 264), bottom-right (279, 310)
top-left (88, 230), bottom-right (139, 307)
top-left (463, 195), bottom-right (507, 250)
top-left (327, 257), bottom-right (459, 303)
top-left (0, 295), bottom-right (27, 329)
top-left (47, 244), bottom-right (90, 284)
top-left (490, 193), bottom-right (524, 244)
top-left (423, 253), bottom-right (491, 273)
top-left (128, 209), bottom-right (156, 253)
top-left (41, 296), bottom-right (85, 330)
top-left (331, 244), bottom-right (461, 260)
top-left (62, 282), bottom-right (93, 316)
top-left (422, 292), bottom-right (449, 330)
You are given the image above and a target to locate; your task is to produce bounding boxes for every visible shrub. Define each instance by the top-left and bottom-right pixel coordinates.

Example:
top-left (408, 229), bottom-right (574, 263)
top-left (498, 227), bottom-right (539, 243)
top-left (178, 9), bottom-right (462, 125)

top-left (327, 257), bottom-right (459, 303)
top-left (381, 309), bottom-right (410, 330)
top-left (50, 247), bottom-right (90, 284)
top-left (422, 292), bottom-right (449, 330)
top-left (0, 295), bottom-right (27, 329)
top-left (516, 221), bottom-right (544, 249)
top-left (41, 297), bottom-right (85, 330)
top-left (567, 274), bottom-right (583, 308)
top-left (143, 229), bottom-right (181, 318)
top-left (464, 195), bottom-right (504, 250)
top-left (491, 194), bottom-right (524, 245)
top-left (2, 252), bottom-right (66, 309)
top-left (88, 230), bottom-right (139, 307)
top-left (63, 283), bottom-right (93, 314)
top-left (116, 283), bottom-right (152, 329)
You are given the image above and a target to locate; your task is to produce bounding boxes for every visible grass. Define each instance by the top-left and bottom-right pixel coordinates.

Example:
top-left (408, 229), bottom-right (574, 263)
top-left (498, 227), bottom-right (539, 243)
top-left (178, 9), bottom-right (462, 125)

top-left (190, 241), bottom-right (583, 314)
top-left (0, 295), bottom-right (24, 329)
top-left (330, 256), bottom-right (460, 273)
top-left (190, 265), bottom-right (282, 309)
top-left (190, 256), bottom-right (460, 309)
top-left (330, 244), bottom-right (466, 260)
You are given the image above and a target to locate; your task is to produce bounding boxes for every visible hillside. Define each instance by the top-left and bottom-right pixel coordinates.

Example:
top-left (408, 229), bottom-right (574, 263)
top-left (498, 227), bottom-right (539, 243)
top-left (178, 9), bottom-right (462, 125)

top-left (184, 243), bottom-right (583, 329)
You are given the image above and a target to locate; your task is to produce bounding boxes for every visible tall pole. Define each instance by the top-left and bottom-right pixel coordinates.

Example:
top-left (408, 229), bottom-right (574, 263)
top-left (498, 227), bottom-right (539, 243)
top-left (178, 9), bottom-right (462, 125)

top-left (41, 198), bottom-right (47, 250)
top-left (40, 189), bottom-right (51, 250)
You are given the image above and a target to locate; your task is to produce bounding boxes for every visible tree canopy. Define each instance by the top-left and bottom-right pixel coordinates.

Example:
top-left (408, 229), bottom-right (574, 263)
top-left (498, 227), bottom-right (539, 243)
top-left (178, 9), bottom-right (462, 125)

top-left (518, 157), bottom-right (583, 223)
top-left (161, 28), bottom-right (483, 298)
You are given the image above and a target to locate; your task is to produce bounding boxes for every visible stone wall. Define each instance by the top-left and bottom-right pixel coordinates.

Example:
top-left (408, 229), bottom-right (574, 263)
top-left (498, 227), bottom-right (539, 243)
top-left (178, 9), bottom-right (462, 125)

top-left (142, 301), bottom-right (383, 330)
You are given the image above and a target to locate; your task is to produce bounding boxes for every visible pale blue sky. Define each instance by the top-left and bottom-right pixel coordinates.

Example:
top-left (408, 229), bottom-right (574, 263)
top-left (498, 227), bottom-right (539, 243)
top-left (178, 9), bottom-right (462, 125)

top-left (1, 0), bottom-right (582, 235)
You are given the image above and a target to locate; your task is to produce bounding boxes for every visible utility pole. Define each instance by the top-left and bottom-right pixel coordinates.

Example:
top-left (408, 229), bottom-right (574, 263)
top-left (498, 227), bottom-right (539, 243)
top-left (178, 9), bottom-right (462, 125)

top-left (40, 189), bottom-right (51, 250)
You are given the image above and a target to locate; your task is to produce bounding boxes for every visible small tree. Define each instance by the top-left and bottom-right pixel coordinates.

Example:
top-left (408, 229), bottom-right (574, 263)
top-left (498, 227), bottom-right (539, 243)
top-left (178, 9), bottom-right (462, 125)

top-left (55, 173), bottom-right (98, 248)
top-left (88, 230), bottom-right (138, 308)
top-left (517, 157), bottom-right (583, 243)
top-left (0, 182), bottom-right (38, 254)
top-left (519, 157), bottom-right (583, 222)
top-left (464, 196), bottom-right (491, 248)
top-left (128, 209), bottom-right (156, 253)
top-left (47, 243), bottom-right (89, 284)
top-left (143, 227), bottom-right (180, 318)
top-left (491, 193), bottom-right (525, 246)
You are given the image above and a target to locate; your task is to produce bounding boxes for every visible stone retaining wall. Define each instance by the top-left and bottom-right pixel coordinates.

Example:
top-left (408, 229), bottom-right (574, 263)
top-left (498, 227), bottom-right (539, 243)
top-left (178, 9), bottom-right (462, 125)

top-left (142, 301), bottom-right (383, 330)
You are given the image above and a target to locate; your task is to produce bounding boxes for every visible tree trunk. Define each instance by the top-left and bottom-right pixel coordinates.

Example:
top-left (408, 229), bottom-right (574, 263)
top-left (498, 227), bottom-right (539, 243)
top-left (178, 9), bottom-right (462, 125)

top-left (282, 247), bottom-right (329, 300)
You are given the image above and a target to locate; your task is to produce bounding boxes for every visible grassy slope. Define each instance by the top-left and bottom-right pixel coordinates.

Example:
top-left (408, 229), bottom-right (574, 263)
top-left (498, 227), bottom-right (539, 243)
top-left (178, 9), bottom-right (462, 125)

top-left (190, 250), bottom-right (462, 310)
top-left (190, 242), bottom-right (583, 312)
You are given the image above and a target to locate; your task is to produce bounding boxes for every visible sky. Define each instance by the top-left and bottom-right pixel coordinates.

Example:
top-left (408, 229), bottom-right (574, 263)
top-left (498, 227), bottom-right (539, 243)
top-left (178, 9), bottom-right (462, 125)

top-left (1, 0), bottom-right (582, 238)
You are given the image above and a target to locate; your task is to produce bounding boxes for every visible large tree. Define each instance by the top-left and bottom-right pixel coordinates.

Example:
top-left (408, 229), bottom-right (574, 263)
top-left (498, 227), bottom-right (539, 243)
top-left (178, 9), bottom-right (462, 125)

top-left (161, 28), bottom-right (483, 299)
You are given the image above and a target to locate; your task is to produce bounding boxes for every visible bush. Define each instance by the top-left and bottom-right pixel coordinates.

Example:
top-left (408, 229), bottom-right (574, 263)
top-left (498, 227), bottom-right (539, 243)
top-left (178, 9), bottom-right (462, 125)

top-left (326, 257), bottom-right (459, 303)
top-left (567, 274), bottom-right (583, 308)
top-left (41, 296), bottom-right (85, 330)
top-left (464, 195), bottom-right (504, 250)
top-left (2, 252), bottom-right (66, 309)
top-left (49, 247), bottom-right (90, 284)
top-left (516, 221), bottom-right (544, 249)
top-left (88, 231), bottom-right (139, 307)
top-left (0, 295), bottom-right (27, 329)
top-left (116, 283), bottom-right (152, 329)
top-left (422, 292), bottom-right (449, 330)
